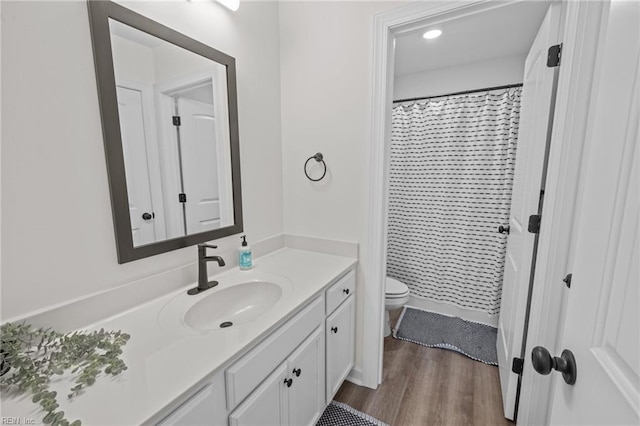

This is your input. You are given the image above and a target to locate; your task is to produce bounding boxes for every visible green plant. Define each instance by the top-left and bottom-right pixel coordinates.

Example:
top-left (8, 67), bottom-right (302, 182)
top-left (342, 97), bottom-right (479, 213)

top-left (1, 322), bottom-right (130, 426)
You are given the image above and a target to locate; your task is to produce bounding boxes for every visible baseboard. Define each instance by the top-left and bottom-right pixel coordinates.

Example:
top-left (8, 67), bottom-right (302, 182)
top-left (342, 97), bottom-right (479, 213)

top-left (345, 366), bottom-right (365, 387)
top-left (407, 295), bottom-right (498, 327)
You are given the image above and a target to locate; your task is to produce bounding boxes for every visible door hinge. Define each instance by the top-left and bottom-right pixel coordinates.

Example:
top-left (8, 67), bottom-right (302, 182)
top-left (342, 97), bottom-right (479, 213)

top-left (512, 357), bottom-right (524, 375)
top-left (172, 116), bottom-right (181, 126)
top-left (178, 193), bottom-right (187, 203)
top-left (528, 214), bottom-right (541, 234)
top-left (547, 44), bottom-right (562, 67)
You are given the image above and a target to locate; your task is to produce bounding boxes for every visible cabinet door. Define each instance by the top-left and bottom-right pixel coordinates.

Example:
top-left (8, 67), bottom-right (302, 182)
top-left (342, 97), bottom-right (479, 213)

top-left (157, 384), bottom-right (216, 425)
top-left (325, 295), bottom-right (355, 403)
top-left (157, 372), bottom-right (227, 426)
top-left (287, 326), bottom-right (325, 426)
top-left (229, 363), bottom-right (289, 426)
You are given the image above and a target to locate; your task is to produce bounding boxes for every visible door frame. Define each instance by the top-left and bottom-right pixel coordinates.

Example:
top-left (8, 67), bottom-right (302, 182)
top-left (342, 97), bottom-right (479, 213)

top-left (364, 0), bottom-right (605, 420)
top-left (155, 68), bottom-right (234, 238)
top-left (364, 0), bottom-right (530, 389)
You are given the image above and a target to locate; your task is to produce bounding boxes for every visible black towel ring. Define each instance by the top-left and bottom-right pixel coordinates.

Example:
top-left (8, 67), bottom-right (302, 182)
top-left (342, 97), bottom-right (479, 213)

top-left (304, 152), bottom-right (327, 182)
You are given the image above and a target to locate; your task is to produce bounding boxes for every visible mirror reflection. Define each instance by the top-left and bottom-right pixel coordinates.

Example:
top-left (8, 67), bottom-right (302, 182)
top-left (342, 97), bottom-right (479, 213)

top-left (109, 19), bottom-right (234, 247)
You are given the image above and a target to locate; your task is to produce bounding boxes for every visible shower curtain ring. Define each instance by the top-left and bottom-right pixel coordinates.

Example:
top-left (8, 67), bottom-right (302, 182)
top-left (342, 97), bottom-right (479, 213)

top-left (304, 152), bottom-right (327, 182)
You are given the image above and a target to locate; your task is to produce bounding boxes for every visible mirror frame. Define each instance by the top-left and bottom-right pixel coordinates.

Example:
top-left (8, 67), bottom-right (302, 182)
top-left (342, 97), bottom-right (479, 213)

top-left (87, 0), bottom-right (243, 263)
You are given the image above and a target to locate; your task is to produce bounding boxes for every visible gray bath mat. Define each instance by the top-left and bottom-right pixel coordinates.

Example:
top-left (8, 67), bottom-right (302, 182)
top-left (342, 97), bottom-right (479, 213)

top-left (393, 306), bottom-right (498, 365)
top-left (316, 401), bottom-right (388, 426)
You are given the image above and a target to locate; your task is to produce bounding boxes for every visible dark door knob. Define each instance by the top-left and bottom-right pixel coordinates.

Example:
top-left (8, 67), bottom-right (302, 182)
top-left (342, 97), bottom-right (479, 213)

top-left (531, 346), bottom-right (577, 385)
top-left (331, 327), bottom-right (338, 333)
top-left (284, 378), bottom-right (293, 387)
top-left (498, 225), bottom-right (510, 234)
top-left (343, 288), bottom-right (350, 295)
top-left (293, 368), bottom-right (301, 377)
top-left (142, 212), bottom-right (154, 220)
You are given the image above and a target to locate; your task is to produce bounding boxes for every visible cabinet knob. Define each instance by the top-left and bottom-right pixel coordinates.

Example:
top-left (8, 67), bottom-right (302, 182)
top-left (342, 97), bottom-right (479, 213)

top-left (343, 288), bottom-right (350, 295)
top-left (293, 368), bottom-right (301, 377)
top-left (331, 326), bottom-right (338, 334)
top-left (284, 378), bottom-right (293, 387)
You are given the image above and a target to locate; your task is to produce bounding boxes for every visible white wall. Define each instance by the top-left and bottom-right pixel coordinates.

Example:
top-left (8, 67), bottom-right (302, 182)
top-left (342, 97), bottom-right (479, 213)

top-left (1, 0), bottom-right (283, 320)
top-left (111, 35), bottom-right (156, 84)
top-left (153, 41), bottom-right (221, 84)
top-left (279, 0), bottom-right (408, 377)
top-left (278, 1), bottom-right (525, 379)
top-left (393, 54), bottom-right (525, 100)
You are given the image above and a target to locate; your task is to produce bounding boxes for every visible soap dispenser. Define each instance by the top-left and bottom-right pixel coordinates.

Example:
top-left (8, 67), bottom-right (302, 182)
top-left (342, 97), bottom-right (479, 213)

top-left (238, 235), bottom-right (253, 270)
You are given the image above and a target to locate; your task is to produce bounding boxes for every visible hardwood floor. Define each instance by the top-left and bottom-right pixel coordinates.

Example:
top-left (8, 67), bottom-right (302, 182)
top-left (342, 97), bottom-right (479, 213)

top-left (334, 309), bottom-right (512, 426)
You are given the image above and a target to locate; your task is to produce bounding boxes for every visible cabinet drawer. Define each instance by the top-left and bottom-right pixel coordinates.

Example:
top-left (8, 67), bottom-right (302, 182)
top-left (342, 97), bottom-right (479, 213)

top-left (226, 295), bottom-right (324, 411)
top-left (325, 269), bottom-right (355, 314)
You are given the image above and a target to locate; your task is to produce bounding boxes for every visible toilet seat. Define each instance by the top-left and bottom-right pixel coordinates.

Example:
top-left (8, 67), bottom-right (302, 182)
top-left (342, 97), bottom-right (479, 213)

top-left (386, 277), bottom-right (409, 298)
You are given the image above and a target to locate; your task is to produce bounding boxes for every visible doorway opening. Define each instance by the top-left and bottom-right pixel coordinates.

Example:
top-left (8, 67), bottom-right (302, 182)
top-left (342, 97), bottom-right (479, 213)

top-left (361, 1), bottom-right (563, 423)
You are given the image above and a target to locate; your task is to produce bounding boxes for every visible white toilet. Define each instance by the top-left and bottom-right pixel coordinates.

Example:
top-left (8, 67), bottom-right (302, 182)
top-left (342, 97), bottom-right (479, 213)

top-left (384, 277), bottom-right (410, 337)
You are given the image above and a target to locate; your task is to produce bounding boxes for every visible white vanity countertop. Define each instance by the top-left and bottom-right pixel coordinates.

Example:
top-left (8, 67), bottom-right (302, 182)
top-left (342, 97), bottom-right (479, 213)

top-left (1, 248), bottom-right (356, 425)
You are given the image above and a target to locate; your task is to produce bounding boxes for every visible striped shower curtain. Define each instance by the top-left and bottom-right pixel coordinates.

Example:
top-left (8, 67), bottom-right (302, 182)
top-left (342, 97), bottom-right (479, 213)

top-left (387, 87), bottom-right (522, 316)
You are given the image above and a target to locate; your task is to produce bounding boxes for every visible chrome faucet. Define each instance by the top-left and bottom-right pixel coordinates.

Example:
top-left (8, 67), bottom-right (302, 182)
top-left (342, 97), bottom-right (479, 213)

top-left (187, 244), bottom-right (226, 295)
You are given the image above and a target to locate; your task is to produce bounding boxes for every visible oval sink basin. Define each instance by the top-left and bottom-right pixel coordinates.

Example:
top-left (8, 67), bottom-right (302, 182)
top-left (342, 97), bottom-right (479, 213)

top-left (184, 281), bottom-right (282, 331)
top-left (157, 271), bottom-right (293, 333)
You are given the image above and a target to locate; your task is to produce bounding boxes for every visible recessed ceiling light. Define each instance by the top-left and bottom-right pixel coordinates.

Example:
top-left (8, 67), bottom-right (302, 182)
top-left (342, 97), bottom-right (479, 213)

top-left (422, 29), bottom-right (442, 40)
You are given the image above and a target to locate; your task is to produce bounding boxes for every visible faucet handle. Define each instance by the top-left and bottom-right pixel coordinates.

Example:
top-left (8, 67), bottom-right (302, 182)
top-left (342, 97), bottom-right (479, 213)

top-left (198, 243), bottom-right (218, 250)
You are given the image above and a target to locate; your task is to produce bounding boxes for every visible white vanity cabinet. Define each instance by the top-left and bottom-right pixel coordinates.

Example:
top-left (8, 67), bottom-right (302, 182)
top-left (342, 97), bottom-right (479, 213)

top-left (324, 270), bottom-right (356, 403)
top-left (156, 267), bottom-right (357, 426)
top-left (229, 326), bottom-right (325, 426)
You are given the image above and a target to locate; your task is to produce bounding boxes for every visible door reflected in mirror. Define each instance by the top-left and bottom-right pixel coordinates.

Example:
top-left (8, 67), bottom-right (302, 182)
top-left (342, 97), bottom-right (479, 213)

top-left (109, 19), bottom-right (234, 247)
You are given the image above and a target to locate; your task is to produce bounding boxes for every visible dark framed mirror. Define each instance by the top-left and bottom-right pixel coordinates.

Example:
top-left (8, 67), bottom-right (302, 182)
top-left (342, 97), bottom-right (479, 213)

top-left (87, 0), bottom-right (243, 263)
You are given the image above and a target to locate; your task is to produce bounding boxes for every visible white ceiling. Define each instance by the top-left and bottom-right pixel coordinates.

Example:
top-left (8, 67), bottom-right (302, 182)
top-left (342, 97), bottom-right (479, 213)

top-left (394, 1), bottom-right (551, 76)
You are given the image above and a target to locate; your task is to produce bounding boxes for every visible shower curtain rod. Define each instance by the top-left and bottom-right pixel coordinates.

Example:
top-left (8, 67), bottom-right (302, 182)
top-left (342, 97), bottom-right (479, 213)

top-left (392, 83), bottom-right (523, 104)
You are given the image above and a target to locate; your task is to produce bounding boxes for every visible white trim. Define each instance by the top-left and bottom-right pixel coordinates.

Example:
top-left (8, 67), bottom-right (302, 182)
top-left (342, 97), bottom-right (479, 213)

top-left (156, 92), bottom-right (184, 238)
top-left (153, 67), bottom-right (234, 237)
top-left (364, 0), bottom-right (542, 390)
top-left (517, 1), bottom-right (609, 423)
top-left (345, 366), bottom-right (364, 387)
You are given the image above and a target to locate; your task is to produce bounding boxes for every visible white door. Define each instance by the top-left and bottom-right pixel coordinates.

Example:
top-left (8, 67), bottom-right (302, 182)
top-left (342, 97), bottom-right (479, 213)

top-left (177, 97), bottom-right (223, 234)
top-left (545, 1), bottom-right (640, 423)
top-left (496, 3), bottom-right (562, 420)
top-left (288, 326), bottom-right (325, 426)
top-left (229, 362), bottom-right (289, 426)
top-left (116, 86), bottom-right (157, 246)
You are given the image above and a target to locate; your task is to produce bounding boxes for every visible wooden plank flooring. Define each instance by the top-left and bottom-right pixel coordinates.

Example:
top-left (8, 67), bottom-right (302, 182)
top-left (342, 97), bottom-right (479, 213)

top-left (334, 309), bottom-right (512, 426)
